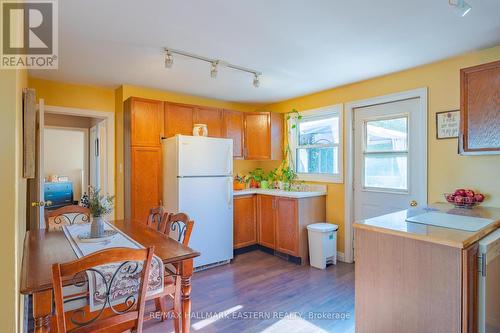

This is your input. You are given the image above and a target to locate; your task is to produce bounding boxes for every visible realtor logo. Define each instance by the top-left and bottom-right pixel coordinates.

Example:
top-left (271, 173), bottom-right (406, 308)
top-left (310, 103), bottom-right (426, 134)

top-left (1, 0), bottom-right (58, 69)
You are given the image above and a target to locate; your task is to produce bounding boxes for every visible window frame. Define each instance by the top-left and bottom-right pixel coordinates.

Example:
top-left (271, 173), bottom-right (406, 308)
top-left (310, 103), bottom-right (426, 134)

top-left (361, 113), bottom-right (410, 193)
top-left (288, 104), bottom-right (343, 183)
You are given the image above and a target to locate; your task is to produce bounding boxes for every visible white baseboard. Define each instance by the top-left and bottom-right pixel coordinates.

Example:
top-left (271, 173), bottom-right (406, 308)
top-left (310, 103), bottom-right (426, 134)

top-left (337, 251), bottom-right (346, 262)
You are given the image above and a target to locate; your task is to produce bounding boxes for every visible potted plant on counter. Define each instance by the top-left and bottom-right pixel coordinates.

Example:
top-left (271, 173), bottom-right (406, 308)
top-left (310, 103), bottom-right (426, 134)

top-left (88, 186), bottom-right (114, 237)
top-left (233, 174), bottom-right (247, 190)
top-left (248, 168), bottom-right (265, 188)
top-left (278, 166), bottom-right (297, 191)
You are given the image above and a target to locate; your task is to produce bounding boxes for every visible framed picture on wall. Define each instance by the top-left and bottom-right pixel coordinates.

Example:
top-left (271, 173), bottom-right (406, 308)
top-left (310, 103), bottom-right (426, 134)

top-left (436, 110), bottom-right (460, 139)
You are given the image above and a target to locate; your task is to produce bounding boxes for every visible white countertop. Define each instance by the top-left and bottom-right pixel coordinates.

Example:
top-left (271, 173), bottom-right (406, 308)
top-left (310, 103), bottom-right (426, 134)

top-left (233, 186), bottom-right (327, 199)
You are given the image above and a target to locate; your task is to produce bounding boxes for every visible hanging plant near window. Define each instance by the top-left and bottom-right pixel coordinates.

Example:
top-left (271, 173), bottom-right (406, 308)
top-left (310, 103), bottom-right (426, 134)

top-left (275, 108), bottom-right (303, 190)
top-left (286, 108), bottom-right (302, 129)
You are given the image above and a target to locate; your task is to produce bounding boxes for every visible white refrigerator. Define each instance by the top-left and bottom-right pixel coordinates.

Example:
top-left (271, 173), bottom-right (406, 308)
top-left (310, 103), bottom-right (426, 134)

top-left (162, 135), bottom-right (233, 268)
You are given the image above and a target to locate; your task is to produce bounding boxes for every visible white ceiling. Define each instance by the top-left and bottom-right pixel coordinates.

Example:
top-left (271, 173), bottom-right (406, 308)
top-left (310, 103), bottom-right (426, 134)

top-left (29, 0), bottom-right (500, 103)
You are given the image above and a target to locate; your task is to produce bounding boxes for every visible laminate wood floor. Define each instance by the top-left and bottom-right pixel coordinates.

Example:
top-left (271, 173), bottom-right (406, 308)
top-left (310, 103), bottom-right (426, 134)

top-left (144, 250), bottom-right (355, 333)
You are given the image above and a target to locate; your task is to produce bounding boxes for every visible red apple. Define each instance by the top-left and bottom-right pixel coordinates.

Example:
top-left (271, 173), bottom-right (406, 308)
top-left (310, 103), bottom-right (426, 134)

top-left (464, 196), bottom-right (474, 204)
top-left (454, 195), bottom-right (465, 205)
top-left (474, 193), bottom-right (485, 202)
top-left (445, 194), bottom-right (456, 203)
top-left (464, 189), bottom-right (475, 197)
top-left (454, 189), bottom-right (466, 196)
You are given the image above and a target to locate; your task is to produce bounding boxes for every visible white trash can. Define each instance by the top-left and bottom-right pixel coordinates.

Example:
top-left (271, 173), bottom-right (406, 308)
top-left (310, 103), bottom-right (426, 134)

top-left (307, 223), bottom-right (339, 269)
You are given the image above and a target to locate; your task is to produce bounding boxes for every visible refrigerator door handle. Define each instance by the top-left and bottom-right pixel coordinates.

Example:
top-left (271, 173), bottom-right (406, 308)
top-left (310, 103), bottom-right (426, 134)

top-left (226, 145), bottom-right (232, 175)
top-left (227, 178), bottom-right (233, 209)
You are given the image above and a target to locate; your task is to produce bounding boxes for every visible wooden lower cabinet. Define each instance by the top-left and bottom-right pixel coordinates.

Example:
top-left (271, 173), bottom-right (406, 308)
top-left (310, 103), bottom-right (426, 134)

top-left (129, 146), bottom-right (162, 223)
top-left (250, 194), bottom-right (326, 263)
top-left (257, 195), bottom-right (276, 249)
top-left (462, 242), bottom-right (479, 333)
top-left (275, 197), bottom-right (299, 256)
top-left (233, 195), bottom-right (257, 249)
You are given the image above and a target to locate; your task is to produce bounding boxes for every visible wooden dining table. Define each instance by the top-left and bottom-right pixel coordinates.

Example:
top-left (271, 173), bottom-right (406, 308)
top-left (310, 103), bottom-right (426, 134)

top-left (20, 219), bottom-right (200, 333)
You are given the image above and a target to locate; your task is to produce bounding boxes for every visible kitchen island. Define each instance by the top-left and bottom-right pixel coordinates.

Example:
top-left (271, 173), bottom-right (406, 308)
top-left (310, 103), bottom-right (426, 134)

top-left (354, 204), bottom-right (500, 333)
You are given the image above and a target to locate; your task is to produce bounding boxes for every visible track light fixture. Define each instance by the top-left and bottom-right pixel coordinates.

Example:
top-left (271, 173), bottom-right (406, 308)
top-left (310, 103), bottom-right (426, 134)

top-left (449, 0), bottom-right (472, 17)
top-left (210, 61), bottom-right (218, 79)
top-left (253, 74), bottom-right (260, 88)
top-left (163, 48), bottom-right (262, 87)
top-left (164, 50), bottom-right (173, 68)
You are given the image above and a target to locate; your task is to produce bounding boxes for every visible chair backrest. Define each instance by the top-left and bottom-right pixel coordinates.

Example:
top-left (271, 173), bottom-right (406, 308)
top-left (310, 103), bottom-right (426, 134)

top-left (146, 206), bottom-right (168, 232)
top-left (52, 247), bottom-right (154, 333)
top-left (163, 212), bottom-right (194, 246)
top-left (45, 205), bottom-right (90, 231)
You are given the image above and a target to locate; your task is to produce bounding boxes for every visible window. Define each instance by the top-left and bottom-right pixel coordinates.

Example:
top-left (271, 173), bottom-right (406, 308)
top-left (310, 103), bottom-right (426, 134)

top-left (289, 104), bottom-right (343, 183)
top-left (363, 116), bottom-right (408, 191)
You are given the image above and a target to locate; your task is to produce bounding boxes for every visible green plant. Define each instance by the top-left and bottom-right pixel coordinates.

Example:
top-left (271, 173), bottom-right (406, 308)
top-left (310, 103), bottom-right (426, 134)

top-left (248, 168), bottom-right (266, 182)
top-left (279, 166), bottom-right (297, 183)
top-left (88, 186), bottom-right (114, 217)
top-left (286, 108), bottom-right (302, 129)
top-left (267, 168), bottom-right (278, 182)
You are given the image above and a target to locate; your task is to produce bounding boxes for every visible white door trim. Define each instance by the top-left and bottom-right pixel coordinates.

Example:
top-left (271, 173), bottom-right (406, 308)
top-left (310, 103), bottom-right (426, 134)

top-left (343, 87), bottom-right (428, 263)
top-left (42, 105), bottom-right (115, 218)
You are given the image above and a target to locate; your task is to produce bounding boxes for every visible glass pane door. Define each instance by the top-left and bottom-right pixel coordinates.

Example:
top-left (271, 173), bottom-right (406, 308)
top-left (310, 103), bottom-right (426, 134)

top-left (363, 116), bottom-right (408, 191)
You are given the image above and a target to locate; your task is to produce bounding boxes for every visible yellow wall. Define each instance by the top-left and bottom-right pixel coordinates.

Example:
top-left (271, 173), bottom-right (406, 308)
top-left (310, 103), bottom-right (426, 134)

top-left (0, 69), bottom-right (28, 333)
top-left (265, 45), bottom-right (500, 252)
top-left (28, 77), bottom-right (115, 112)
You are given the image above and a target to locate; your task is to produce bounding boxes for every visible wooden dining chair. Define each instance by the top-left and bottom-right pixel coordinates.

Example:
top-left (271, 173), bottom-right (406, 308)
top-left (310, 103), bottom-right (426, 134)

top-left (147, 213), bottom-right (194, 332)
top-left (146, 206), bottom-right (169, 232)
top-left (45, 205), bottom-right (90, 231)
top-left (52, 247), bottom-right (154, 333)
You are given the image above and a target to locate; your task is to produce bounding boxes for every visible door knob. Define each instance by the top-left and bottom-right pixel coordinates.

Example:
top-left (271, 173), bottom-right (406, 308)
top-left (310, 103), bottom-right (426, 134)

top-left (32, 200), bottom-right (52, 207)
top-left (410, 200), bottom-right (418, 207)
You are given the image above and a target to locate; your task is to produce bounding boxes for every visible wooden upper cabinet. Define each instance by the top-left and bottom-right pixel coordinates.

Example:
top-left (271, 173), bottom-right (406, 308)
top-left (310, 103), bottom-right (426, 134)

top-left (460, 60), bottom-right (500, 155)
top-left (194, 106), bottom-right (223, 138)
top-left (244, 112), bottom-right (283, 160)
top-left (130, 146), bottom-right (162, 223)
top-left (233, 195), bottom-right (257, 249)
top-left (126, 97), bottom-right (163, 147)
top-left (257, 195), bottom-right (275, 249)
top-left (275, 197), bottom-right (299, 256)
top-left (164, 102), bottom-right (194, 138)
top-left (223, 109), bottom-right (244, 159)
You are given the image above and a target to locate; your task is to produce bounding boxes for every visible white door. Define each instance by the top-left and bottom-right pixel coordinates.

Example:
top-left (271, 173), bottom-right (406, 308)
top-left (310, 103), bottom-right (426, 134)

top-left (32, 98), bottom-right (46, 228)
top-left (354, 98), bottom-right (427, 223)
top-left (177, 135), bottom-right (233, 177)
top-left (178, 176), bottom-right (233, 267)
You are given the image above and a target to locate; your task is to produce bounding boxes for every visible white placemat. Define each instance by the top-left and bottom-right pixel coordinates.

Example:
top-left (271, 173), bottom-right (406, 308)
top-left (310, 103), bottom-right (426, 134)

top-left (62, 222), bottom-right (164, 312)
top-left (406, 212), bottom-right (495, 232)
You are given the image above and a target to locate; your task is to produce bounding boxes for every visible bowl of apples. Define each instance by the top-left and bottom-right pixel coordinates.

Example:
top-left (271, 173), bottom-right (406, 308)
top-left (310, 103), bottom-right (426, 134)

top-left (444, 189), bottom-right (485, 208)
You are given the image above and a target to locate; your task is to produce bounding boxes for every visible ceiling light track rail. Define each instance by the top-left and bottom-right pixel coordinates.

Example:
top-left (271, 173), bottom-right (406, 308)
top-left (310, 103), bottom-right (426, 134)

top-left (163, 47), bottom-right (261, 87)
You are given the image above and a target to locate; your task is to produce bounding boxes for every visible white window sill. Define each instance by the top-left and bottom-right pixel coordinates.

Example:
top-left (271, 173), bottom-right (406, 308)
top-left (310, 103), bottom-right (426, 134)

top-left (297, 173), bottom-right (343, 184)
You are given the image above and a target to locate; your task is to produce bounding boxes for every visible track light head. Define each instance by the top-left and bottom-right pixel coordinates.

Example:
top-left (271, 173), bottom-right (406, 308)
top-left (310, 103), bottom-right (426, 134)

top-left (253, 73), bottom-right (261, 88)
top-left (165, 50), bottom-right (173, 68)
top-left (449, 0), bottom-right (472, 17)
top-left (210, 61), bottom-right (218, 79)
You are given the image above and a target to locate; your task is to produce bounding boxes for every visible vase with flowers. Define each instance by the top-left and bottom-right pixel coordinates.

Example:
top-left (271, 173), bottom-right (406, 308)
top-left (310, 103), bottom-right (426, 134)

top-left (88, 186), bottom-right (114, 237)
